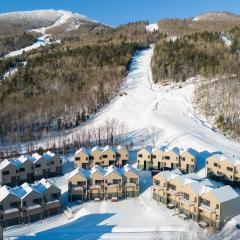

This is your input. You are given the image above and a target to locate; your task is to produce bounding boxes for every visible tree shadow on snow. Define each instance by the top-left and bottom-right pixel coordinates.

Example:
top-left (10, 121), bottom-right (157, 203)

top-left (18, 213), bottom-right (116, 240)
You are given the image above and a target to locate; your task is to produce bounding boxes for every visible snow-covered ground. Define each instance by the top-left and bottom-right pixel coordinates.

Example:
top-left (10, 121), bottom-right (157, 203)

top-left (146, 23), bottom-right (159, 32)
top-left (4, 162), bottom-right (207, 240)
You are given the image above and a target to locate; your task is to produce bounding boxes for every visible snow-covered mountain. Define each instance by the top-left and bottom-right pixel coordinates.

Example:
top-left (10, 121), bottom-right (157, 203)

top-left (192, 11), bottom-right (240, 22)
top-left (0, 9), bottom-right (106, 37)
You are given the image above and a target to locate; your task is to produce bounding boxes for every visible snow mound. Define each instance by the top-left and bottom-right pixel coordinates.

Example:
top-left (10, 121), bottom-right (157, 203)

top-left (146, 23), bottom-right (159, 32)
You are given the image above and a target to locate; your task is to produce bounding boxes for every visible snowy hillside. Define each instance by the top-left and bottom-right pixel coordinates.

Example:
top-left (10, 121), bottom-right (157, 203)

top-left (192, 12), bottom-right (240, 22)
top-left (9, 44), bottom-right (240, 161)
top-left (0, 9), bottom-right (92, 33)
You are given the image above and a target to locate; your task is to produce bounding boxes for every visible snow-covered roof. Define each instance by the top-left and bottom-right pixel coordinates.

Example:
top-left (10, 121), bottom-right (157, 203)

top-left (75, 147), bottom-right (90, 156)
top-left (104, 165), bottom-right (121, 177)
top-left (186, 181), bottom-right (213, 196)
top-left (116, 145), bottom-right (127, 152)
top-left (210, 185), bottom-right (239, 203)
top-left (0, 159), bottom-right (12, 170)
top-left (43, 151), bottom-right (55, 161)
top-left (11, 182), bottom-right (36, 199)
top-left (29, 153), bottom-right (42, 162)
top-left (68, 167), bottom-right (89, 180)
top-left (102, 145), bottom-right (116, 153)
top-left (212, 154), bottom-right (240, 166)
top-left (91, 146), bottom-right (103, 153)
top-left (159, 169), bottom-right (182, 182)
top-left (12, 155), bottom-right (28, 168)
top-left (89, 165), bottom-right (106, 177)
top-left (0, 185), bottom-right (20, 202)
top-left (121, 164), bottom-right (138, 176)
top-left (32, 178), bottom-right (58, 193)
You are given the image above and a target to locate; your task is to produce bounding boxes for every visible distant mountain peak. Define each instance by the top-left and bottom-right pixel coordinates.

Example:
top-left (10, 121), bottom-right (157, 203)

top-left (193, 11), bottom-right (240, 22)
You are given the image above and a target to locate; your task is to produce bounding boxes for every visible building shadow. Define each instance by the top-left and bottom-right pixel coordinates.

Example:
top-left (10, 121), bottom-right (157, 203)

top-left (17, 213), bottom-right (116, 240)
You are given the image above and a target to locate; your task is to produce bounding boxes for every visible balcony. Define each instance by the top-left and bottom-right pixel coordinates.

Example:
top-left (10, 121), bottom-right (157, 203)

top-left (179, 198), bottom-right (195, 206)
top-left (199, 204), bottom-right (216, 214)
top-left (26, 204), bottom-right (42, 215)
top-left (3, 208), bottom-right (20, 220)
top-left (45, 199), bottom-right (61, 210)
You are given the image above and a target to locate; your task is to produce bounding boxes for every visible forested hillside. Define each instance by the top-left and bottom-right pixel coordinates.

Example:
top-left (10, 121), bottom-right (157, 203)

top-left (0, 21), bottom-right (152, 145)
top-left (152, 15), bottom-right (240, 139)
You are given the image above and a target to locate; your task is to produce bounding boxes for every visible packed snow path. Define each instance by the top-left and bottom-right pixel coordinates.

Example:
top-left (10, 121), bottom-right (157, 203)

top-left (89, 46), bottom-right (240, 156)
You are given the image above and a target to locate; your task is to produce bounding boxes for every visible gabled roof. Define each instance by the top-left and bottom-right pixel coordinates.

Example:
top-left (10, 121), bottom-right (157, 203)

top-left (32, 178), bottom-right (59, 193)
top-left (89, 165), bottom-right (106, 177)
top-left (0, 185), bottom-right (20, 202)
top-left (121, 164), bottom-right (138, 176)
top-left (158, 169), bottom-right (182, 182)
top-left (43, 151), bottom-right (55, 161)
top-left (102, 145), bottom-right (116, 153)
top-left (211, 154), bottom-right (240, 166)
top-left (12, 155), bottom-right (29, 168)
top-left (68, 167), bottom-right (89, 180)
top-left (91, 146), bottom-right (103, 153)
top-left (29, 153), bottom-right (42, 162)
top-left (0, 159), bottom-right (12, 170)
top-left (210, 185), bottom-right (239, 203)
top-left (104, 165), bottom-right (121, 177)
top-left (75, 147), bottom-right (90, 156)
top-left (186, 181), bottom-right (213, 196)
top-left (11, 182), bottom-right (37, 199)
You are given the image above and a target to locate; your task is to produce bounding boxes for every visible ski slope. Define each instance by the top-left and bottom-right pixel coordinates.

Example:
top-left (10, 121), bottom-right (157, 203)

top-left (88, 45), bottom-right (240, 156)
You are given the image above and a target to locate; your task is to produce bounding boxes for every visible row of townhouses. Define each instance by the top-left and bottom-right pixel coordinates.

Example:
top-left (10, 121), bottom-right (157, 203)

top-left (0, 151), bottom-right (62, 187)
top-left (74, 145), bottom-right (128, 168)
top-left (0, 178), bottom-right (61, 228)
top-left (137, 146), bottom-right (198, 173)
top-left (152, 170), bottom-right (240, 229)
top-left (206, 154), bottom-right (240, 185)
top-left (68, 164), bottom-right (139, 202)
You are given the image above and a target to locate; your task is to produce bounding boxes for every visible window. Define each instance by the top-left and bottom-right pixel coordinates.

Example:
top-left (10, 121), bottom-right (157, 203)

top-left (102, 155), bottom-right (108, 158)
top-left (138, 154), bottom-right (142, 158)
top-left (89, 156), bottom-right (94, 160)
top-left (116, 153), bottom-right (120, 158)
top-left (201, 198), bottom-right (210, 207)
top-left (230, 175), bottom-right (233, 179)
top-left (214, 163), bottom-right (218, 167)
top-left (51, 193), bottom-right (59, 199)
top-left (50, 161), bottom-right (54, 165)
top-left (19, 168), bottom-right (25, 172)
top-left (113, 179), bottom-right (121, 184)
top-left (148, 155), bottom-right (150, 159)
top-left (169, 184), bottom-right (176, 191)
top-left (75, 157), bottom-right (80, 161)
top-left (3, 171), bottom-right (9, 175)
top-left (77, 181), bottom-right (85, 186)
top-left (216, 204), bottom-right (219, 209)
top-left (33, 198), bottom-right (42, 204)
top-left (35, 164), bottom-right (41, 168)
top-left (130, 178), bottom-right (138, 184)
top-left (217, 171), bottom-right (222, 176)
top-left (60, 160), bottom-right (62, 164)
top-left (95, 180), bottom-right (102, 185)
top-left (113, 155), bottom-right (115, 158)
top-left (154, 180), bottom-right (160, 186)
top-left (191, 159), bottom-right (194, 162)
top-left (10, 201), bottom-right (19, 208)
top-left (227, 167), bottom-right (233, 172)
top-left (165, 156), bottom-right (170, 160)
top-left (152, 155), bottom-right (156, 159)
top-left (206, 161), bottom-right (208, 164)
top-left (181, 157), bottom-right (185, 161)
top-left (182, 193), bottom-right (189, 200)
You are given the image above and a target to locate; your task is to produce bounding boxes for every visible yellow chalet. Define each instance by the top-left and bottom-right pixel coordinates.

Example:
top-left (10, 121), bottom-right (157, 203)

top-left (116, 145), bottom-right (128, 167)
top-left (179, 148), bottom-right (198, 174)
top-left (152, 146), bottom-right (167, 170)
top-left (74, 147), bottom-right (90, 168)
top-left (90, 146), bottom-right (102, 168)
top-left (104, 165), bottom-right (122, 200)
top-left (199, 185), bottom-right (240, 228)
top-left (137, 146), bottom-right (152, 170)
top-left (121, 164), bottom-right (139, 198)
top-left (68, 167), bottom-right (89, 202)
top-left (101, 146), bottom-right (116, 167)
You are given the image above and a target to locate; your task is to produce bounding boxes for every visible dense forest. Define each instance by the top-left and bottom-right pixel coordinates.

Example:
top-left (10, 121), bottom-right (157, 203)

top-left (0, 32), bottom-right (36, 55)
top-left (0, 21), bottom-right (152, 145)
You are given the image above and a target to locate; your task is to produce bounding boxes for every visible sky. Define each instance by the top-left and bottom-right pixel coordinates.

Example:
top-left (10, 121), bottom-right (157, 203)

top-left (0, 0), bottom-right (240, 26)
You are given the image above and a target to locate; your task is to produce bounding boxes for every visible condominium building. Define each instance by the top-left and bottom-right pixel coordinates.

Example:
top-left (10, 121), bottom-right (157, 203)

top-left (74, 145), bottom-right (128, 169)
top-left (206, 154), bottom-right (240, 185)
top-left (68, 164), bottom-right (139, 202)
top-left (0, 152), bottom-right (62, 187)
top-left (152, 170), bottom-right (240, 229)
top-left (0, 179), bottom-right (61, 228)
top-left (138, 146), bottom-right (198, 173)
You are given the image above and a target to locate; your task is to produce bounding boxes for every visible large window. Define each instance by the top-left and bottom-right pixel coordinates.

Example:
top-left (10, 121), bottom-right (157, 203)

top-left (113, 179), bottom-right (121, 184)
top-left (95, 180), bottom-right (102, 185)
top-left (3, 171), bottom-right (9, 175)
top-left (102, 155), bottom-right (108, 158)
top-left (35, 164), bottom-right (41, 168)
top-left (201, 198), bottom-right (210, 207)
top-left (169, 184), bottom-right (176, 191)
top-left (130, 178), bottom-right (138, 184)
top-left (19, 168), bottom-right (25, 172)
top-left (138, 154), bottom-right (143, 158)
top-left (227, 167), bottom-right (233, 172)
top-left (165, 156), bottom-right (170, 160)
top-left (214, 163), bottom-right (218, 167)
top-left (182, 193), bottom-right (189, 200)
top-left (33, 198), bottom-right (42, 204)
top-left (10, 201), bottom-right (19, 208)
top-left (75, 157), bottom-right (80, 161)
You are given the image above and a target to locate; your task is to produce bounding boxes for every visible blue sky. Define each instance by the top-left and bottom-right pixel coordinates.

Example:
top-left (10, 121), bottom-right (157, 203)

top-left (0, 0), bottom-right (240, 26)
